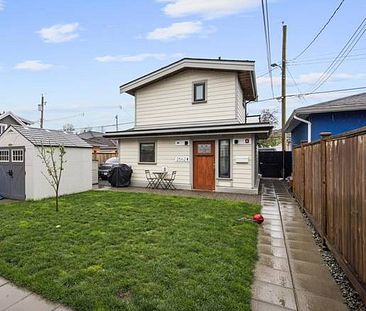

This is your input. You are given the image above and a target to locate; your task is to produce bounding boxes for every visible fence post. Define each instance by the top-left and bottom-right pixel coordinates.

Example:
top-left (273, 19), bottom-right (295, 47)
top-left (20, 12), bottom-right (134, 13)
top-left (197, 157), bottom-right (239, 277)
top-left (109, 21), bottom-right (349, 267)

top-left (320, 132), bottom-right (331, 249)
top-left (300, 141), bottom-right (307, 208)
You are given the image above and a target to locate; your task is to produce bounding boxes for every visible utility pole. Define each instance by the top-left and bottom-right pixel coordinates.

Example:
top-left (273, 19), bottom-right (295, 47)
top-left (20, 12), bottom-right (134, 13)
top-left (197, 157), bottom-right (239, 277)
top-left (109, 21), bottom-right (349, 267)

top-left (38, 94), bottom-right (46, 129)
top-left (281, 23), bottom-right (287, 179)
top-left (115, 115), bottom-right (119, 131)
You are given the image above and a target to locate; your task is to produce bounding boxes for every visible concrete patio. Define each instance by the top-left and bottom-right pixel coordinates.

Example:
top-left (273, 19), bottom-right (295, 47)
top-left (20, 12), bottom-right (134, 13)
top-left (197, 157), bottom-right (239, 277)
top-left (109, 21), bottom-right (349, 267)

top-left (252, 179), bottom-right (347, 311)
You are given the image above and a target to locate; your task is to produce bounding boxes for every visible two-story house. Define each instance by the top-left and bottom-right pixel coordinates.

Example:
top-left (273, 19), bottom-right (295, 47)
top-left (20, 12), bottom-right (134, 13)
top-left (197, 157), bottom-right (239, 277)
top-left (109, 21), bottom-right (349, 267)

top-left (105, 58), bottom-right (272, 194)
top-left (0, 111), bottom-right (33, 135)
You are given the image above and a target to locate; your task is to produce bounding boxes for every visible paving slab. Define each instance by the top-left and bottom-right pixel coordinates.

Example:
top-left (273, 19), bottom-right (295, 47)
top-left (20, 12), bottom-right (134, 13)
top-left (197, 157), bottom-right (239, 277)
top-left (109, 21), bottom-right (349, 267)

top-left (0, 277), bottom-right (72, 311)
top-left (252, 180), bottom-right (347, 311)
top-left (252, 280), bottom-right (297, 310)
top-left (5, 294), bottom-right (57, 311)
top-left (0, 284), bottom-right (30, 310)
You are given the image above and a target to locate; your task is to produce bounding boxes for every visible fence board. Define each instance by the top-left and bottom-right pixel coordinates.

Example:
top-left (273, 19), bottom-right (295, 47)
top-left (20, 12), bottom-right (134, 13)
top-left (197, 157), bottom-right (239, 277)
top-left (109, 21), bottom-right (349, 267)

top-left (292, 127), bottom-right (366, 302)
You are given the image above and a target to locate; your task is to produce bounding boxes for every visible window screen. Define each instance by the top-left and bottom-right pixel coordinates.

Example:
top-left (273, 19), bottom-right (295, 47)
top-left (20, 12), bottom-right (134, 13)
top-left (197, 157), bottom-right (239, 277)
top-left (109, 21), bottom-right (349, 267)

top-left (139, 143), bottom-right (155, 163)
top-left (193, 82), bottom-right (206, 102)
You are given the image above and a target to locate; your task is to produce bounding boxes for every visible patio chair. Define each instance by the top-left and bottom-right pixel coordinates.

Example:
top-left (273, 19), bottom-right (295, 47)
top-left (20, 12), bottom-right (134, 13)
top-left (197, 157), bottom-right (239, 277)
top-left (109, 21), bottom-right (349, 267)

top-left (164, 171), bottom-right (177, 190)
top-left (145, 170), bottom-right (157, 189)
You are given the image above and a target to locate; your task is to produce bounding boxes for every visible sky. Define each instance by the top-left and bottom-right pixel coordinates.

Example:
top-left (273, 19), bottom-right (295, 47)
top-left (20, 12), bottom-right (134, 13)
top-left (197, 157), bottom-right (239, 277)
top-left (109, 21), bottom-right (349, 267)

top-left (0, 0), bottom-right (365, 131)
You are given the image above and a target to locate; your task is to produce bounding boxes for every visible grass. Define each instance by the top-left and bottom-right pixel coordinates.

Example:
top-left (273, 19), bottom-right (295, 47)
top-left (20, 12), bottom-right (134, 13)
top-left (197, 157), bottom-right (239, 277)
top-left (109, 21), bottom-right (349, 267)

top-left (0, 191), bottom-right (260, 311)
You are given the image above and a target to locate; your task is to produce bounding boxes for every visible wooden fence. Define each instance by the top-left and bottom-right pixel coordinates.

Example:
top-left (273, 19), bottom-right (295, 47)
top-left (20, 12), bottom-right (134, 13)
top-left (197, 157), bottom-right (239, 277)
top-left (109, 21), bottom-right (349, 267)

top-left (293, 126), bottom-right (366, 302)
top-left (92, 150), bottom-right (118, 164)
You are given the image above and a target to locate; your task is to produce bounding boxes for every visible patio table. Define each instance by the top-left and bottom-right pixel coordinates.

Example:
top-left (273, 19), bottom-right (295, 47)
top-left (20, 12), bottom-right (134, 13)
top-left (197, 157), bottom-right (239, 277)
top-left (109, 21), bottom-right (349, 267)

top-left (152, 171), bottom-right (168, 189)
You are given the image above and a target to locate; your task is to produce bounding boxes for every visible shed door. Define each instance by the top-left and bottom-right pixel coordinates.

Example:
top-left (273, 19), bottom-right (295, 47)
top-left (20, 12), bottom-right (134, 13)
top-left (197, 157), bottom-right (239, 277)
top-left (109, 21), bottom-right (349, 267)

top-left (193, 141), bottom-right (215, 191)
top-left (0, 148), bottom-right (25, 200)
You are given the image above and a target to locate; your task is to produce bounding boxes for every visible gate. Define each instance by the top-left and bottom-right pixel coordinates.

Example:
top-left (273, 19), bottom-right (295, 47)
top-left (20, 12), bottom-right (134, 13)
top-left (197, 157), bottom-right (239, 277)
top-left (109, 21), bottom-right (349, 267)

top-left (259, 151), bottom-right (292, 178)
top-left (0, 147), bottom-right (25, 200)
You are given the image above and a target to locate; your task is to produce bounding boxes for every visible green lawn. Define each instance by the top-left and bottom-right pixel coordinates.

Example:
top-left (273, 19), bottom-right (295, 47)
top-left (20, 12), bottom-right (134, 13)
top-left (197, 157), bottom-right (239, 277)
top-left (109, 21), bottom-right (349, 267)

top-left (0, 191), bottom-right (260, 311)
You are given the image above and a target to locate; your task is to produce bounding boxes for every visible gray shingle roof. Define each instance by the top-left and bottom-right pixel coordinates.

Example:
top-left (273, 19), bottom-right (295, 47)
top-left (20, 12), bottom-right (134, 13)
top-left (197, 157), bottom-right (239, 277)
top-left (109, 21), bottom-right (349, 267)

top-left (12, 126), bottom-right (91, 148)
top-left (284, 92), bottom-right (366, 132)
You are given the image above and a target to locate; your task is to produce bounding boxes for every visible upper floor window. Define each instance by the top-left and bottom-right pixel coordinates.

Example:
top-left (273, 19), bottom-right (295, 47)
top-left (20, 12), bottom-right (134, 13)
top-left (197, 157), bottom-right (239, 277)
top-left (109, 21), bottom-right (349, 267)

top-left (139, 142), bottom-right (156, 163)
top-left (193, 81), bottom-right (206, 103)
top-left (0, 124), bottom-right (7, 135)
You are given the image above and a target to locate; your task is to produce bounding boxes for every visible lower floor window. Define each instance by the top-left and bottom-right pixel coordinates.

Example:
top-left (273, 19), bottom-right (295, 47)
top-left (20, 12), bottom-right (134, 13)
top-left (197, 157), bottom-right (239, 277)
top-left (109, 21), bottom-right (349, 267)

top-left (0, 149), bottom-right (9, 162)
top-left (219, 139), bottom-right (230, 178)
top-left (139, 142), bottom-right (155, 163)
top-left (12, 149), bottom-right (24, 162)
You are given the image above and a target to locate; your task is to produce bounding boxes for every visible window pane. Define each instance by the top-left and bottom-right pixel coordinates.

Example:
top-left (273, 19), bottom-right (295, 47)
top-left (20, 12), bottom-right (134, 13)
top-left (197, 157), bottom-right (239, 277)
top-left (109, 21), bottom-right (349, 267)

top-left (140, 143), bottom-right (155, 162)
top-left (197, 143), bottom-right (211, 154)
top-left (12, 149), bottom-right (24, 162)
top-left (0, 150), bottom-right (9, 162)
top-left (194, 83), bottom-right (205, 101)
top-left (219, 140), bottom-right (230, 178)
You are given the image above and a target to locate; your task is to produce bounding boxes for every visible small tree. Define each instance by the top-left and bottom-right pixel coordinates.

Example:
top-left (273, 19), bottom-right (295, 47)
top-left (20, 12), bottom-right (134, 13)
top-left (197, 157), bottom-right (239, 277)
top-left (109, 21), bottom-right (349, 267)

top-left (260, 108), bottom-right (279, 126)
top-left (63, 123), bottom-right (75, 133)
top-left (38, 145), bottom-right (66, 212)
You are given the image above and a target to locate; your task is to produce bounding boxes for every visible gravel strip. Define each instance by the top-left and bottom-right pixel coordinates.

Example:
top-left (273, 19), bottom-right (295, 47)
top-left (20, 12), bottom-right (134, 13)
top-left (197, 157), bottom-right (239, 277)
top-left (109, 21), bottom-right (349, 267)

top-left (298, 207), bottom-right (366, 311)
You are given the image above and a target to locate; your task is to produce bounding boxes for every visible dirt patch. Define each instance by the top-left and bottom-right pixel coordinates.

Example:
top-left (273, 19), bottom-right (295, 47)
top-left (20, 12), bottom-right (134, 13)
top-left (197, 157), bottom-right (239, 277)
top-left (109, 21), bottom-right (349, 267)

top-left (117, 288), bottom-right (132, 302)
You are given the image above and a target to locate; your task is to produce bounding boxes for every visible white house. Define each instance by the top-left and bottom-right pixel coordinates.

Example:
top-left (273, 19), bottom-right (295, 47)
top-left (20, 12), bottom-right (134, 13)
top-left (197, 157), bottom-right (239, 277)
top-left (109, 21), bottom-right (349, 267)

top-left (0, 111), bottom-right (33, 135)
top-left (0, 125), bottom-right (92, 200)
top-left (105, 58), bottom-right (272, 194)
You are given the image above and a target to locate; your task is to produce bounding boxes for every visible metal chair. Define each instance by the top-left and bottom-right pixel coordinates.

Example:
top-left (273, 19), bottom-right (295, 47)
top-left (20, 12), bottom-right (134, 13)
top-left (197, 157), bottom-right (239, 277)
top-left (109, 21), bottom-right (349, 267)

top-left (145, 170), bottom-right (157, 189)
top-left (164, 171), bottom-right (177, 190)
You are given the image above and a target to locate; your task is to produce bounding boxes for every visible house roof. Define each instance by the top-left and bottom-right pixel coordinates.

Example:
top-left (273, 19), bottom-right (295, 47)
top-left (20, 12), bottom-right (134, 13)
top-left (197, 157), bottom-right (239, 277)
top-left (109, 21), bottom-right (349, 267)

top-left (120, 58), bottom-right (257, 101)
top-left (0, 111), bottom-right (33, 126)
top-left (8, 126), bottom-right (91, 148)
top-left (284, 92), bottom-right (366, 132)
top-left (104, 122), bottom-right (272, 139)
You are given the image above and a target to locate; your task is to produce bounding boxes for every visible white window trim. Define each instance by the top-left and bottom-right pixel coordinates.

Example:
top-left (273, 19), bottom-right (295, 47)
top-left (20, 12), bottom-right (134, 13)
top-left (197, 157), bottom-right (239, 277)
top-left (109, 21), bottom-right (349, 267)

top-left (0, 149), bottom-right (10, 162)
top-left (12, 149), bottom-right (24, 163)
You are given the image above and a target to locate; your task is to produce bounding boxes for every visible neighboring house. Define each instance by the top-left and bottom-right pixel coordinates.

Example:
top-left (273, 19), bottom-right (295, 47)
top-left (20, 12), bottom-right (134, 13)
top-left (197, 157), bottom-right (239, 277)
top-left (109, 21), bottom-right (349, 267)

top-left (105, 58), bottom-right (272, 194)
top-left (284, 93), bottom-right (366, 146)
top-left (78, 130), bottom-right (117, 164)
top-left (0, 125), bottom-right (92, 200)
top-left (0, 111), bottom-right (33, 134)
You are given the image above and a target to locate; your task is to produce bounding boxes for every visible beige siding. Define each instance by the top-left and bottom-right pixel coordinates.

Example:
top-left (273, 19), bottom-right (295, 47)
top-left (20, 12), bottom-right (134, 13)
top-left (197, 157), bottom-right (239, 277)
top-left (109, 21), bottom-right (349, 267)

top-left (119, 134), bottom-right (257, 193)
top-left (135, 69), bottom-right (238, 129)
top-left (235, 75), bottom-right (245, 123)
top-left (120, 138), bottom-right (192, 189)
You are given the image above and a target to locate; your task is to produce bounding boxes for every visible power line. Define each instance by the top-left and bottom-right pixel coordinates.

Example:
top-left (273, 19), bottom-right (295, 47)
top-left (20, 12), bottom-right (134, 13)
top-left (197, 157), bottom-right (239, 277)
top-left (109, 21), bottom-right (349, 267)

top-left (286, 67), bottom-right (308, 104)
top-left (311, 18), bottom-right (366, 92)
top-left (256, 85), bottom-right (366, 102)
top-left (293, 0), bottom-right (346, 60)
top-left (260, 0), bottom-right (275, 97)
top-left (73, 121), bottom-right (134, 131)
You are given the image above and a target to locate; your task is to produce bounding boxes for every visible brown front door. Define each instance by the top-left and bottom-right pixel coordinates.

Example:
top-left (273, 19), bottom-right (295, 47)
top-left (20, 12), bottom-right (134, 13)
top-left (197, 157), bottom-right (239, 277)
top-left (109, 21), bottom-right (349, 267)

top-left (193, 141), bottom-right (215, 191)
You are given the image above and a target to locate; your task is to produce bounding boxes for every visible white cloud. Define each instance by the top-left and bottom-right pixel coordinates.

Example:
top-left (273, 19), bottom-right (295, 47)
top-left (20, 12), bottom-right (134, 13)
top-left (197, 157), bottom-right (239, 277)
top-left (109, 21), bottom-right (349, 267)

top-left (257, 76), bottom-right (282, 86)
top-left (159, 0), bottom-right (260, 19)
top-left (147, 21), bottom-right (204, 40)
top-left (257, 72), bottom-right (366, 87)
top-left (37, 23), bottom-right (79, 43)
top-left (297, 72), bottom-right (366, 84)
top-left (15, 60), bottom-right (53, 71)
top-left (0, 1), bottom-right (5, 11)
top-left (95, 53), bottom-right (184, 63)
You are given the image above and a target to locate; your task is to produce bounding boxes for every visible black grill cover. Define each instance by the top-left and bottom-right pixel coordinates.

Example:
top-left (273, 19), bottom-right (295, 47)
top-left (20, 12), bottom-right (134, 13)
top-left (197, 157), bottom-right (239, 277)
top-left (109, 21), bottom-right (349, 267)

top-left (108, 164), bottom-right (133, 187)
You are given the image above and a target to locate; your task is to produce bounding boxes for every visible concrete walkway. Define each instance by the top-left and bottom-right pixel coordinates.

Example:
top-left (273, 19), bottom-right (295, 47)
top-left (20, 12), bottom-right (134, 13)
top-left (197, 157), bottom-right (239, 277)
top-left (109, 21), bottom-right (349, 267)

top-left (0, 277), bottom-right (71, 311)
top-left (251, 179), bottom-right (347, 311)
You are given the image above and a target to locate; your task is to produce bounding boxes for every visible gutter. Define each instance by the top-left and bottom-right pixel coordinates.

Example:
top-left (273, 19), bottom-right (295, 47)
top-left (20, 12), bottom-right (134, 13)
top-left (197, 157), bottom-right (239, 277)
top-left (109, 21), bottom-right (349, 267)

top-left (293, 115), bottom-right (311, 142)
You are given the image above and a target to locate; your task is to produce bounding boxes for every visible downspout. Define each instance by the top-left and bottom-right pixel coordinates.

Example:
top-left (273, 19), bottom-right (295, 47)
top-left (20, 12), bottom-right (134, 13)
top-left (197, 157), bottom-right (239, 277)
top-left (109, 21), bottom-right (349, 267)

top-left (293, 115), bottom-right (312, 142)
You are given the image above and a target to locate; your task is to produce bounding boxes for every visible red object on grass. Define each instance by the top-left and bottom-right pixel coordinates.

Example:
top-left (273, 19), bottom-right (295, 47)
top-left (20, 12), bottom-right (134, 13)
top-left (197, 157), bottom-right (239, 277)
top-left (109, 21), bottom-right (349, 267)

top-left (252, 214), bottom-right (264, 224)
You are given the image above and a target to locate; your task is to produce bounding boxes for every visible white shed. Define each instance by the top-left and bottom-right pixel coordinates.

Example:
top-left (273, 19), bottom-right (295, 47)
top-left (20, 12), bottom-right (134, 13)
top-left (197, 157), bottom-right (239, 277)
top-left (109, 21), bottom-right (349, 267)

top-left (0, 125), bottom-right (92, 200)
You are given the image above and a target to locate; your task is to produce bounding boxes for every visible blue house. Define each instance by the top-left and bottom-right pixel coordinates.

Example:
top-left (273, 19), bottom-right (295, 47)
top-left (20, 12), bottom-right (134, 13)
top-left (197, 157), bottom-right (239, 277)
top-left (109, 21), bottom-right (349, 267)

top-left (284, 93), bottom-right (366, 146)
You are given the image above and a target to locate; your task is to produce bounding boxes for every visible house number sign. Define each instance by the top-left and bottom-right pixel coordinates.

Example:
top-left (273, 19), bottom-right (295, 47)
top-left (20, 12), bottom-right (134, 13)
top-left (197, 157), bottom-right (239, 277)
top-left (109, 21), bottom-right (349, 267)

top-left (176, 156), bottom-right (190, 162)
